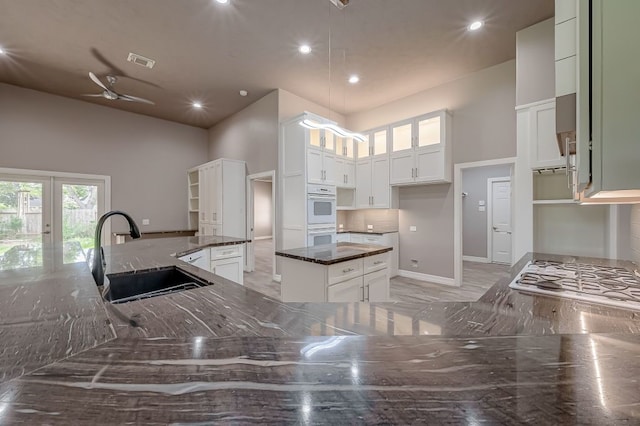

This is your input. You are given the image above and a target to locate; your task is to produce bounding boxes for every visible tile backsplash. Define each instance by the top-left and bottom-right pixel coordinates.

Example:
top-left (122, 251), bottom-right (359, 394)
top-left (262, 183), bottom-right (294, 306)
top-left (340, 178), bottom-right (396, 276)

top-left (632, 205), bottom-right (640, 265)
top-left (337, 209), bottom-right (399, 232)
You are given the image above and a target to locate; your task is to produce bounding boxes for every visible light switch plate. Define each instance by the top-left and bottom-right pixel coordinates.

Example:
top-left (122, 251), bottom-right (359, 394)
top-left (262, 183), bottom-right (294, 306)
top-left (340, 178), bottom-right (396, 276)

top-left (142, 219), bottom-right (150, 225)
top-left (367, 224), bottom-right (373, 230)
top-left (409, 226), bottom-right (417, 232)
top-left (478, 206), bottom-right (486, 212)
top-left (479, 200), bottom-right (485, 206)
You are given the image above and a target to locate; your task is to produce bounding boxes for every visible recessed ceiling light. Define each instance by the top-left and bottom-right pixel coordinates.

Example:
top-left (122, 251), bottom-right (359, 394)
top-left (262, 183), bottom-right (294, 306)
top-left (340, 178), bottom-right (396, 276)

top-left (299, 44), bottom-right (312, 55)
top-left (0, 47), bottom-right (5, 55)
top-left (192, 102), bottom-right (203, 109)
top-left (215, 0), bottom-right (229, 3)
top-left (468, 21), bottom-right (484, 31)
top-left (348, 75), bottom-right (360, 84)
top-left (239, 90), bottom-right (248, 97)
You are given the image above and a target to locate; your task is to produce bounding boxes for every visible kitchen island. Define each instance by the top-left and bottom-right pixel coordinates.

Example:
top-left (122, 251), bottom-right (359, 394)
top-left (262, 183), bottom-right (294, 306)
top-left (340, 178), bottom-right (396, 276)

top-left (277, 242), bottom-right (393, 302)
top-left (1, 238), bottom-right (640, 424)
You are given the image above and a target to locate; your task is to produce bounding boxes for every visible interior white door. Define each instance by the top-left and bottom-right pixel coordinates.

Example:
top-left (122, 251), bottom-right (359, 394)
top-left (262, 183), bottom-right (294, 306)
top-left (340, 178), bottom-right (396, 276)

top-left (490, 179), bottom-right (512, 264)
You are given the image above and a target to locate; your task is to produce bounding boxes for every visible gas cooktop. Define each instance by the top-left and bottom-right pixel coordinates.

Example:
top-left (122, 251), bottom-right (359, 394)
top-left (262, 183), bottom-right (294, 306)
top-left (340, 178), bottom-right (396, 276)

top-left (509, 259), bottom-right (640, 311)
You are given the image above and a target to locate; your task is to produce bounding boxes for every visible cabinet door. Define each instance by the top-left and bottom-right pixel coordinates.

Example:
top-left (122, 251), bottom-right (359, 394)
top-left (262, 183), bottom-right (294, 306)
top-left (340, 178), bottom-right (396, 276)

top-left (356, 160), bottom-right (372, 208)
top-left (364, 269), bottom-right (388, 302)
top-left (371, 128), bottom-right (388, 156)
top-left (357, 136), bottom-right (371, 159)
top-left (212, 162), bottom-right (223, 224)
top-left (344, 137), bottom-right (355, 159)
top-left (212, 257), bottom-right (243, 284)
top-left (323, 130), bottom-right (335, 153)
top-left (350, 234), bottom-right (364, 244)
top-left (344, 160), bottom-right (356, 189)
top-left (336, 233), bottom-right (350, 243)
top-left (416, 113), bottom-right (442, 148)
top-left (308, 128), bottom-right (322, 149)
top-left (415, 148), bottom-right (445, 183)
top-left (327, 276), bottom-right (363, 302)
top-left (371, 157), bottom-right (390, 208)
top-left (307, 148), bottom-right (324, 184)
top-left (390, 152), bottom-right (414, 185)
top-left (391, 120), bottom-right (414, 154)
top-left (323, 151), bottom-right (336, 185)
top-left (530, 102), bottom-right (564, 169)
top-left (334, 157), bottom-right (345, 187)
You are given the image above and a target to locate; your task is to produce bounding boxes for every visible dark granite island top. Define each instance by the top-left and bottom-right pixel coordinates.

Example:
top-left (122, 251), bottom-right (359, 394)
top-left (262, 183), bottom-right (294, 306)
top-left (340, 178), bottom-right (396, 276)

top-left (2, 237), bottom-right (640, 424)
top-left (275, 242), bottom-right (393, 265)
top-left (337, 228), bottom-right (399, 235)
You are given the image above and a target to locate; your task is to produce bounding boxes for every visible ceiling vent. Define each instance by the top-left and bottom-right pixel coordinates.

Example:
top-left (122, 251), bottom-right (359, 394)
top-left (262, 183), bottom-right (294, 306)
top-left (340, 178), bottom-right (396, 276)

top-left (329, 0), bottom-right (349, 10)
top-left (127, 52), bottom-right (155, 69)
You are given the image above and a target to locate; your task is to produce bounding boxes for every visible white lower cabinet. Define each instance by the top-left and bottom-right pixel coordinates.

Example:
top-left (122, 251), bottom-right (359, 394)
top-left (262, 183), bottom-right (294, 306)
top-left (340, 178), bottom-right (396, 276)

top-left (211, 257), bottom-right (243, 285)
top-left (178, 244), bottom-right (244, 286)
top-left (344, 233), bottom-right (399, 277)
top-left (280, 253), bottom-right (390, 302)
top-left (327, 276), bottom-right (363, 302)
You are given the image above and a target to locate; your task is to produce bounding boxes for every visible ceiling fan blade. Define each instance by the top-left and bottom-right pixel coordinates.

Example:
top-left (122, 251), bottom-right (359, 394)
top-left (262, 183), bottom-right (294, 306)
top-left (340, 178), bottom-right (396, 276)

top-left (118, 94), bottom-right (155, 105)
top-left (82, 93), bottom-right (105, 97)
top-left (89, 72), bottom-right (109, 91)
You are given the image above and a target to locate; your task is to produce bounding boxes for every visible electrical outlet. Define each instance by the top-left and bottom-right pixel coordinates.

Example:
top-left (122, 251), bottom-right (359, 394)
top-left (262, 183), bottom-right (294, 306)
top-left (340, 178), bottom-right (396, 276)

top-left (367, 224), bottom-right (373, 230)
top-left (409, 226), bottom-right (417, 232)
top-left (339, 223), bottom-right (344, 229)
top-left (411, 259), bottom-right (419, 268)
top-left (478, 206), bottom-right (486, 212)
top-left (142, 219), bottom-right (150, 226)
top-left (479, 200), bottom-right (485, 206)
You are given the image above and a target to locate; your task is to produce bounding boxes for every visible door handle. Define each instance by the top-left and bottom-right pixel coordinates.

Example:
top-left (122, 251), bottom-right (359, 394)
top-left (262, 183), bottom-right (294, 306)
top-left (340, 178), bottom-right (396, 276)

top-left (492, 226), bottom-right (498, 231)
top-left (42, 231), bottom-right (51, 235)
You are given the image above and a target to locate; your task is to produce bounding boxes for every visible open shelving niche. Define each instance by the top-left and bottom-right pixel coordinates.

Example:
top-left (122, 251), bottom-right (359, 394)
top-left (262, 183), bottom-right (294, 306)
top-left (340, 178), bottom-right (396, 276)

top-left (187, 168), bottom-right (199, 231)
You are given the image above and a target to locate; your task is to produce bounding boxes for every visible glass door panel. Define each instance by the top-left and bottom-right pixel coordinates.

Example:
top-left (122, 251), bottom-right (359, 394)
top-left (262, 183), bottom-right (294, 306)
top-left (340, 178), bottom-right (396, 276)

top-left (392, 123), bottom-right (413, 152)
top-left (309, 128), bottom-right (321, 148)
top-left (323, 130), bottom-right (335, 151)
top-left (54, 179), bottom-right (105, 265)
top-left (0, 177), bottom-right (50, 271)
top-left (60, 184), bottom-right (99, 264)
top-left (357, 135), bottom-right (371, 158)
top-left (344, 138), bottom-right (354, 158)
top-left (373, 129), bottom-right (388, 155)
top-left (418, 116), bottom-right (441, 147)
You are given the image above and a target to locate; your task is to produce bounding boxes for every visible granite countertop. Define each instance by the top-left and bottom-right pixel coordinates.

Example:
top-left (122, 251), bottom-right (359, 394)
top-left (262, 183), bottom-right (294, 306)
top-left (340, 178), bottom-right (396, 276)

top-left (1, 237), bottom-right (640, 423)
top-left (337, 229), bottom-right (399, 235)
top-left (275, 242), bottom-right (393, 265)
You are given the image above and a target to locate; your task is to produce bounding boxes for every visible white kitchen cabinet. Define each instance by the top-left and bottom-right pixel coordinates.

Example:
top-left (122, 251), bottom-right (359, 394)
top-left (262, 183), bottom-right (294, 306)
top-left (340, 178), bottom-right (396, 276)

top-left (357, 127), bottom-right (388, 159)
top-left (335, 233), bottom-right (350, 243)
top-left (345, 233), bottom-right (399, 277)
top-left (574, 0), bottom-right (640, 201)
top-left (389, 110), bottom-right (452, 185)
top-left (307, 147), bottom-right (335, 185)
top-left (356, 156), bottom-right (390, 208)
top-left (212, 256), bottom-right (243, 285)
top-left (187, 169), bottom-right (199, 230)
top-left (364, 269), bottom-right (389, 302)
top-left (179, 249), bottom-right (210, 271)
top-left (529, 100), bottom-right (564, 169)
top-left (335, 157), bottom-right (356, 189)
top-left (327, 276), bottom-right (363, 302)
top-left (192, 158), bottom-right (246, 238)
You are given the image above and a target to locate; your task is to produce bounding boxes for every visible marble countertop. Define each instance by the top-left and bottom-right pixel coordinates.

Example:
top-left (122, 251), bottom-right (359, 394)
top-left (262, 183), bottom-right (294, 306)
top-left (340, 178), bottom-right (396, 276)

top-left (337, 229), bottom-right (399, 234)
top-left (275, 242), bottom-right (393, 265)
top-left (2, 237), bottom-right (640, 423)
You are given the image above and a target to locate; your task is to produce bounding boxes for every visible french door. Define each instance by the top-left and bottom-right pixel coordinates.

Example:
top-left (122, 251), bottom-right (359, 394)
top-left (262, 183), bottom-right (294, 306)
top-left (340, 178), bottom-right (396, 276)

top-left (0, 170), bottom-right (109, 270)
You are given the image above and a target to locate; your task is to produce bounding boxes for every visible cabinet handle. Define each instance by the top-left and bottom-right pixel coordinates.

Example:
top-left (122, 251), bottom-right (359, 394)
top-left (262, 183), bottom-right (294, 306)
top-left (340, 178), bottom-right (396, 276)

top-left (373, 261), bottom-right (384, 265)
top-left (186, 256), bottom-right (202, 264)
top-left (361, 285), bottom-right (365, 302)
top-left (342, 267), bottom-right (355, 273)
top-left (371, 196), bottom-right (374, 205)
top-left (365, 284), bottom-right (370, 301)
top-left (415, 167), bottom-right (418, 178)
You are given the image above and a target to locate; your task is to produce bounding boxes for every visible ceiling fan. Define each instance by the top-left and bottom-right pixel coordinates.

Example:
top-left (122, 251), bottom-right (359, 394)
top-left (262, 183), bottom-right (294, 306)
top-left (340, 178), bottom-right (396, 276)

top-left (83, 72), bottom-right (155, 105)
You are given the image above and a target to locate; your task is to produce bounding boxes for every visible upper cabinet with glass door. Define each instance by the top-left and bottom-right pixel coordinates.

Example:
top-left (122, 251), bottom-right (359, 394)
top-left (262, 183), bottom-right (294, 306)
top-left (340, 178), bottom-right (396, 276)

top-left (389, 109), bottom-right (451, 185)
top-left (357, 127), bottom-right (388, 159)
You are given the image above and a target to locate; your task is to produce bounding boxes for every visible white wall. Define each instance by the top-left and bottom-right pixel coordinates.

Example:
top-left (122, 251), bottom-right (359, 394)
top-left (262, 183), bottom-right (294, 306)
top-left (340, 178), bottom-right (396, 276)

top-left (632, 205), bottom-right (640, 264)
top-left (0, 83), bottom-right (208, 233)
top-left (254, 180), bottom-right (272, 239)
top-left (278, 89), bottom-right (346, 125)
top-left (208, 90), bottom-right (279, 175)
top-left (347, 60), bottom-right (517, 279)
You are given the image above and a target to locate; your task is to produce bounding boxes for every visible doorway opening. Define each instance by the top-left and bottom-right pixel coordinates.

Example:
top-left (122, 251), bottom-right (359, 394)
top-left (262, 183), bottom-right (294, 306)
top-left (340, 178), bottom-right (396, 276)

top-left (0, 167), bottom-right (110, 270)
top-left (245, 170), bottom-right (277, 290)
top-left (454, 158), bottom-right (516, 287)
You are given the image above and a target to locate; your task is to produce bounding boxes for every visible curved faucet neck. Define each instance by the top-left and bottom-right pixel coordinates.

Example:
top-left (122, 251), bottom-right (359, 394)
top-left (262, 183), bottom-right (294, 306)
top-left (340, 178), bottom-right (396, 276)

top-left (91, 211), bottom-right (141, 286)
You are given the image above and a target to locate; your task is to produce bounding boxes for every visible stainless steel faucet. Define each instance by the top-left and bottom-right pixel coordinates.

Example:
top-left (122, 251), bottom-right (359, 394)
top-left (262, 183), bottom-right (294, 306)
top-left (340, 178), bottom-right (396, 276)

top-left (91, 210), bottom-right (141, 286)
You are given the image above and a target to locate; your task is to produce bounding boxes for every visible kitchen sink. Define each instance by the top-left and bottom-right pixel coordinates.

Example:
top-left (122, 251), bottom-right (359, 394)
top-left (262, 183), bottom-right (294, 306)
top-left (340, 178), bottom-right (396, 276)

top-left (105, 266), bottom-right (210, 304)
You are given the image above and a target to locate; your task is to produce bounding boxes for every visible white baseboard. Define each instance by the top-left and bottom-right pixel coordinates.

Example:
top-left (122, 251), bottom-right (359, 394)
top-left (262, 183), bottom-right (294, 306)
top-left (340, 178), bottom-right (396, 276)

top-left (397, 269), bottom-right (457, 287)
top-left (273, 274), bottom-right (282, 283)
top-left (462, 256), bottom-right (490, 264)
top-left (254, 236), bottom-right (273, 241)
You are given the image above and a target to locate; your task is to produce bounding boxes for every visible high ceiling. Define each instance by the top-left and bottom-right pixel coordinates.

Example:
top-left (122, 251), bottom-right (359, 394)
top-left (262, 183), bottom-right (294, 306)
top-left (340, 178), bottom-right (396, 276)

top-left (0, 0), bottom-right (553, 129)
